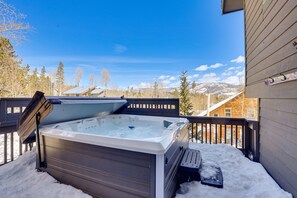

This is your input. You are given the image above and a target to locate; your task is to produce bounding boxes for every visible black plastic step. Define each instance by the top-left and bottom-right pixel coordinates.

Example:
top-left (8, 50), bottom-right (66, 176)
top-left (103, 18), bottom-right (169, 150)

top-left (178, 149), bottom-right (202, 184)
top-left (200, 166), bottom-right (223, 188)
top-left (180, 149), bottom-right (202, 170)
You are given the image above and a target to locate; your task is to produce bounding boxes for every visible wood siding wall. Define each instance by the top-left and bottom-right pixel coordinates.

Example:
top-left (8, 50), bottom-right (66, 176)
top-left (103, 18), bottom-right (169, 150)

top-left (244, 0), bottom-right (297, 196)
top-left (259, 99), bottom-right (297, 196)
top-left (245, 0), bottom-right (297, 98)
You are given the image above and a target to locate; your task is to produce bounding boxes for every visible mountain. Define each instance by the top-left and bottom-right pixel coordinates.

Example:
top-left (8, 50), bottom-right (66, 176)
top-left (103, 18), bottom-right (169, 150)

top-left (191, 82), bottom-right (240, 96)
top-left (137, 82), bottom-right (241, 96)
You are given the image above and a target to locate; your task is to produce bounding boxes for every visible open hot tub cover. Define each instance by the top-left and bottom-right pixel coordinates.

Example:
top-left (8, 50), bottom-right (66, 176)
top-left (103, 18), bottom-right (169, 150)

top-left (17, 91), bottom-right (127, 143)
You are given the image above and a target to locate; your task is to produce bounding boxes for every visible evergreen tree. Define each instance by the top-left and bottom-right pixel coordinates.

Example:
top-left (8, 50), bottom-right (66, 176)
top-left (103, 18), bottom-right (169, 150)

top-left (179, 71), bottom-right (193, 116)
top-left (137, 90), bottom-right (142, 97)
top-left (0, 37), bottom-right (24, 97)
top-left (171, 88), bottom-right (179, 98)
top-left (56, 62), bottom-right (65, 96)
top-left (40, 66), bottom-right (51, 94)
top-left (29, 68), bottom-right (39, 95)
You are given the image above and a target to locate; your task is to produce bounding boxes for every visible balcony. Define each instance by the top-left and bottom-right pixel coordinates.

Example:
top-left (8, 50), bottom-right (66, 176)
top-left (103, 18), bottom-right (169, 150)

top-left (1, 97), bottom-right (287, 198)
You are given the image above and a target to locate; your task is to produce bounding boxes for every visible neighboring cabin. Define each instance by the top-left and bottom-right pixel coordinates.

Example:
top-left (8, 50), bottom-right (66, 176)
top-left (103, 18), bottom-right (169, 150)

top-left (223, 0), bottom-right (297, 196)
top-left (199, 92), bottom-right (258, 119)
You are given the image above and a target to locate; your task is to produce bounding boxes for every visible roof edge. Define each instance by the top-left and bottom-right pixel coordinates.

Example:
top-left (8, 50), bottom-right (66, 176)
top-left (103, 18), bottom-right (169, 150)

top-left (222, 0), bottom-right (244, 15)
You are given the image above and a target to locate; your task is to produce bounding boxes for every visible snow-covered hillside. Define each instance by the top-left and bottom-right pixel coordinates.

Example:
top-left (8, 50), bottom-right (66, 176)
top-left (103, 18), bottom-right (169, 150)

top-left (192, 82), bottom-right (240, 96)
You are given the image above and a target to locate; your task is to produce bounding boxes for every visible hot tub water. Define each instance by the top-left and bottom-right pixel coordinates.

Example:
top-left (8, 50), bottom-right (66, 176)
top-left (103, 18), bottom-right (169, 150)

top-left (52, 114), bottom-right (180, 140)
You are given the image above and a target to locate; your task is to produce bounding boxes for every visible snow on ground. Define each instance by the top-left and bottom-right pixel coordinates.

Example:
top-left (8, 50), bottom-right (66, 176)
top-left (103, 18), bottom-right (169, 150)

top-left (0, 143), bottom-right (292, 198)
top-left (0, 148), bottom-right (91, 198)
top-left (176, 143), bottom-right (292, 198)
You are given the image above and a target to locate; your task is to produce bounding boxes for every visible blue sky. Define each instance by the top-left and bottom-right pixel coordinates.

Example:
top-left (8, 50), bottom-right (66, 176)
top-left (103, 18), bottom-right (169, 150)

top-left (11, 0), bottom-right (245, 89)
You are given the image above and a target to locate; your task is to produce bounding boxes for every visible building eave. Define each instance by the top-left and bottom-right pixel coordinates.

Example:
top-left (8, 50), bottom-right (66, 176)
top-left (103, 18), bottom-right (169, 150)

top-left (222, 0), bottom-right (243, 15)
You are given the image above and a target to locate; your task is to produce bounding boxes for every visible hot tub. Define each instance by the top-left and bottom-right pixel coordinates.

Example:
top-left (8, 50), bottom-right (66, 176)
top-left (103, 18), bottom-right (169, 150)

top-left (42, 114), bottom-right (187, 154)
top-left (17, 92), bottom-right (189, 198)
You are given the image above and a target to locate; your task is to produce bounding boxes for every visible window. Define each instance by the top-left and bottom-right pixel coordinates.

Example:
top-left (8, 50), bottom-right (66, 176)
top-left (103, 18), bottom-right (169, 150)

top-left (214, 113), bottom-right (219, 117)
top-left (225, 109), bottom-right (231, 117)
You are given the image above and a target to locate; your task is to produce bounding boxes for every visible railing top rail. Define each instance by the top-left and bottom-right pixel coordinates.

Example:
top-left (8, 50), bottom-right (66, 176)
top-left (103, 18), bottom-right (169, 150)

top-left (182, 116), bottom-right (246, 125)
top-left (0, 98), bottom-right (31, 101)
top-left (125, 98), bottom-right (178, 100)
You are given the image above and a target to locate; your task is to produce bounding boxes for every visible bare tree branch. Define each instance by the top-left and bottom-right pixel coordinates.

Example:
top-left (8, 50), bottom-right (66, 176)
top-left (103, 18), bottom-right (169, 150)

top-left (0, 0), bottom-right (30, 43)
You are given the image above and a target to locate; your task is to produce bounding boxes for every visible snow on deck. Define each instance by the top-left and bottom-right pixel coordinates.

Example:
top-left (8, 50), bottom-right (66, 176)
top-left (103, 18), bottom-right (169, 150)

top-left (0, 148), bottom-right (91, 198)
top-left (0, 143), bottom-right (292, 198)
top-left (177, 143), bottom-right (292, 198)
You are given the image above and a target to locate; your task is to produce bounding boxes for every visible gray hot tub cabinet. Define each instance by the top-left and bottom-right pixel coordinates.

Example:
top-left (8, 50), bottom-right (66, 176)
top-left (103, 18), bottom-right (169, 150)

top-left (17, 92), bottom-right (189, 198)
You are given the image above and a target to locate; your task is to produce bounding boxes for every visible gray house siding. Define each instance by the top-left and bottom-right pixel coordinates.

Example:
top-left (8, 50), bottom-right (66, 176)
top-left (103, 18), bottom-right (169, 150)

top-left (245, 0), bottom-right (297, 98)
top-left (260, 99), bottom-right (297, 196)
top-left (244, 0), bottom-right (297, 196)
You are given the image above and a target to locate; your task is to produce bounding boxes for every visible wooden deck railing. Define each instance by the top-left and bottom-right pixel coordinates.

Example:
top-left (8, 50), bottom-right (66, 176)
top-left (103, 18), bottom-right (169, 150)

top-left (183, 116), bottom-right (245, 147)
top-left (0, 98), bottom-right (33, 165)
top-left (0, 97), bottom-right (259, 166)
top-left (117, 98), bottom-right (180, 117)
top-left (181, 116), bottom-right (259, 159)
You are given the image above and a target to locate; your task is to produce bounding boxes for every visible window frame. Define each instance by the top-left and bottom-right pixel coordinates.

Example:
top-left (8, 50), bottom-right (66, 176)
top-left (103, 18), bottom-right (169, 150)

top-left (225, 108), bottom-right (231, 117)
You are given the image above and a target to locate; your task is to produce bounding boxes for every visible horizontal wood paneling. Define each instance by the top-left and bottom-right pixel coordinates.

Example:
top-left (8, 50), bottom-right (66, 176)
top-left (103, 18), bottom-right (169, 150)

top-left (262, 0), bottom-right (278, 19)
top-left (245, 0), bottom-right (260, 30)
top-left (246, 0), bottom-right (289, 55)
top-left (247, 6), bottom-right (297, 74)
top-left (260, 98), bottom-right (297, 114)
top-left (261, 108), bottom-right (297, 130)
top-left (246, 1), bottom-right (262, 39)
top-left (246, 79), bottom-right (297, 99)
top-left (261, 118), bottom-right (297, 155)
top-left (245, 0), bottom-right (262, 38)
top-left (247, 52), bottom-right (297, 86)
top-left (260, 128), bottom-right (297, 178)
top-left (245, 0), bottom-right (255, 20)
top-left (247, 28), bottom-right (297, 80)
top-left (245, 0), bottom-right (297, 98)
top-left (259, 99), bottom-right (297, 197)
top-left (260, 147), bottom-right (297, 196)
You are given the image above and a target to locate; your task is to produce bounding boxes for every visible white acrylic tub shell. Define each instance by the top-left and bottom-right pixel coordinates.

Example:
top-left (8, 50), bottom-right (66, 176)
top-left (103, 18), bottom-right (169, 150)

top-left (40, 114), bottom-right (189, 155)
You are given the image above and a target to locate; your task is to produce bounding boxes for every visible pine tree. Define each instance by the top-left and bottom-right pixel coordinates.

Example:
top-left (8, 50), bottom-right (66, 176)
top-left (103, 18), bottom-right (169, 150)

top-left (0, 37), bottom-right (24, 97)
top-left (29, 68), bottom-right (39, 95)
top-left (40, 66), bottom-right (51, 94)
top-left (56, 62), bottom-right (65, 96)
top-left (179, 71), bottom-right (193, 116)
